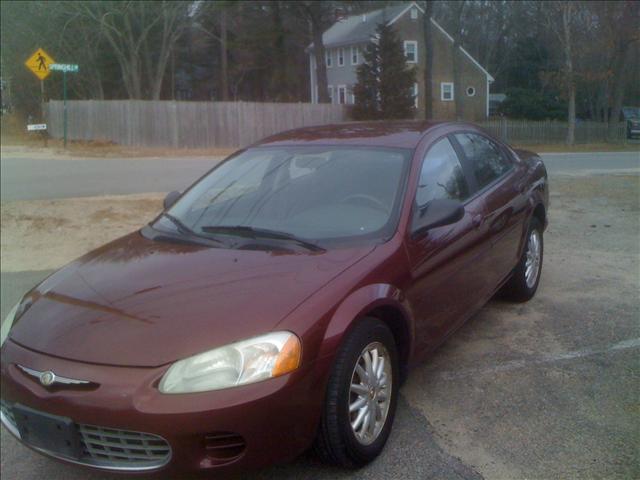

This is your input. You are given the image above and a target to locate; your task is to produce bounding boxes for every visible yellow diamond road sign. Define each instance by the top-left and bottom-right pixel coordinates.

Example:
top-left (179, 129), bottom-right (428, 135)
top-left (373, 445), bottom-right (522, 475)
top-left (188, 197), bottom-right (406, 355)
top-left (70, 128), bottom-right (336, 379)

top-left (25, 48), bottom-right (55, 80)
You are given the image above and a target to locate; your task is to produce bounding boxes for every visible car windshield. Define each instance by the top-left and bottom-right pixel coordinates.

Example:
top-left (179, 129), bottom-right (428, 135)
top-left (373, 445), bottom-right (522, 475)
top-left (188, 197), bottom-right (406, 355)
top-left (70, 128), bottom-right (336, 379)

top-left (154, 146), bottom-right (411, 248)
top-left (622, 107), bottom-right (640, 119)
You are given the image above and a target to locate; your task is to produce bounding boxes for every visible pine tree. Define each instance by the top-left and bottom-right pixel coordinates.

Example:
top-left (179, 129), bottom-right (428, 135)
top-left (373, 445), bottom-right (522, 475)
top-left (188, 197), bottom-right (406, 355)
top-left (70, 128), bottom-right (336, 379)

top-left (353, 23), bottom-right (416, 120)
top-left (353, 33), bottom-right (381, 120)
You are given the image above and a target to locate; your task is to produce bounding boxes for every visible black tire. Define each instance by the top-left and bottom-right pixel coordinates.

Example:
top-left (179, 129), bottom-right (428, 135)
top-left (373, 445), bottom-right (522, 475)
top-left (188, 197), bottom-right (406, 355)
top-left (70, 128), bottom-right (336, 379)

top-left (502, 217), bottom-right (544, 302)
top-left (314, 317), bottom-right (399, 468)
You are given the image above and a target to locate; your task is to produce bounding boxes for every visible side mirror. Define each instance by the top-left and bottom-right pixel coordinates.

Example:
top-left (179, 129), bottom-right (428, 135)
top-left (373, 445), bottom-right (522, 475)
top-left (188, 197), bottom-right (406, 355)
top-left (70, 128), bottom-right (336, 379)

top-left (163, 191), bottom-right (181, 210)
top-left (412, 199), bottom-right (465, 236)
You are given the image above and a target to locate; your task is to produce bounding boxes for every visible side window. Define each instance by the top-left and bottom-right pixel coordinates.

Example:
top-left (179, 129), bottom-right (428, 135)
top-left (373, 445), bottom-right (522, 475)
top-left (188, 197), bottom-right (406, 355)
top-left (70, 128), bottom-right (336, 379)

top-left (416, 138), bottom-right (469, 206)
top-left (454, 133), bottom-right (511, 189)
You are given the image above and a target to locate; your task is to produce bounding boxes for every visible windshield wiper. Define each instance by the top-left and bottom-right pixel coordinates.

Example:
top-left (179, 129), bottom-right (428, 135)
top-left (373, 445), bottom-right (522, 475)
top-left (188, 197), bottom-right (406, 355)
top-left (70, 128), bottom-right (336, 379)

top-left (160, 213), bottom-right (225, 246)
top-left (200, 225), bottom-right (325, 252)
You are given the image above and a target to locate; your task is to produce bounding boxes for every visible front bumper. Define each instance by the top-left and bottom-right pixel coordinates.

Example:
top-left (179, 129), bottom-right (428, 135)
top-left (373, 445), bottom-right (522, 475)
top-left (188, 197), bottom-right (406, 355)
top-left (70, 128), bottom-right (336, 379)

top-left (0, 340), bottom-right (331, 475)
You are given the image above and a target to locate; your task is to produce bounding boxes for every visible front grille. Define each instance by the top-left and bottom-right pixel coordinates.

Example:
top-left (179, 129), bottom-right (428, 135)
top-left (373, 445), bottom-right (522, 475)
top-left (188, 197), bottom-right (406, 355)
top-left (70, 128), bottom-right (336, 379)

top-left (1, 401), bottom-right (171, 471)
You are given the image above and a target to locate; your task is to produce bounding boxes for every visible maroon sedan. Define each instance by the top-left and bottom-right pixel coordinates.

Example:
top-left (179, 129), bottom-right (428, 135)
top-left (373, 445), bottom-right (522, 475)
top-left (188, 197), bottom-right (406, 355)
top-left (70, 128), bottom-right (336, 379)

top-left (1, 122), bottom-right (548, 475)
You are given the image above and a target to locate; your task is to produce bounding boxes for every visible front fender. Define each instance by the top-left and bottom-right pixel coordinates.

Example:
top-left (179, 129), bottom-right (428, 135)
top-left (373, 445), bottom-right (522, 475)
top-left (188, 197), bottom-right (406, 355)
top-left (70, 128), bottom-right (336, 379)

top-left (317, 283), bottom-right (414, 361)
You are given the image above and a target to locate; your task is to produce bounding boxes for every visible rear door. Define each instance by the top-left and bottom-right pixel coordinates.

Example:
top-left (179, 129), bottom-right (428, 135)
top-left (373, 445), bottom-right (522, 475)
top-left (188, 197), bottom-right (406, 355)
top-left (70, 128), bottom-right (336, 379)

top-left (404, 136), bottom-right (492, 353)
top-left (452, 132), bottom-right (528, 286)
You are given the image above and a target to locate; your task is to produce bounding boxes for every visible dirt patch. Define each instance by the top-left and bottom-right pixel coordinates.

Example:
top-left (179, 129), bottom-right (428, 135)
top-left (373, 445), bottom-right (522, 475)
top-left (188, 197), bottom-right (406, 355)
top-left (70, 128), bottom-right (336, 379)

top-left (1, 143), bottom-right (236, 160)
top-left (1, 194), bottom-right (164, 272)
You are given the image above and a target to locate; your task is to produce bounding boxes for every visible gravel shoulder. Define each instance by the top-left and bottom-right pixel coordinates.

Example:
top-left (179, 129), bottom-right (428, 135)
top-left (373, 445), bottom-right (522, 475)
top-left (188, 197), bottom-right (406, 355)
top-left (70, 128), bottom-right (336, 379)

top-left (1, 193), bottom-right (164, 272)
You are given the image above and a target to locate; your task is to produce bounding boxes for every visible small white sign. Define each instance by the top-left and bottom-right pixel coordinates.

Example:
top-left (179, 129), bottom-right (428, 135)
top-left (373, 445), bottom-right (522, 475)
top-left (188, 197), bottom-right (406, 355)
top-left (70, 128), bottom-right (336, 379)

top-left (27, 123), bottom-right (47, 131)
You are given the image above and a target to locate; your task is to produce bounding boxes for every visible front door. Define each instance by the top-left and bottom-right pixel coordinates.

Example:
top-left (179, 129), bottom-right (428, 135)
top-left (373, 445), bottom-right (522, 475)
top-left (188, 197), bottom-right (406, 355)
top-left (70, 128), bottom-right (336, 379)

top-left (453, 133), bottom-right (528, 286)
top-left (404, 136), bottom-right (493, 355)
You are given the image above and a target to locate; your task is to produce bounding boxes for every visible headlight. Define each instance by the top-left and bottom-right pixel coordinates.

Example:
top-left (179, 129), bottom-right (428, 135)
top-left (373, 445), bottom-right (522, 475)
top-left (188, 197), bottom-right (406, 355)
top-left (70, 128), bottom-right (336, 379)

top-left (0, 301), bottom-right (21, 347)
top-left (159, 331), bottom-right (301, 394)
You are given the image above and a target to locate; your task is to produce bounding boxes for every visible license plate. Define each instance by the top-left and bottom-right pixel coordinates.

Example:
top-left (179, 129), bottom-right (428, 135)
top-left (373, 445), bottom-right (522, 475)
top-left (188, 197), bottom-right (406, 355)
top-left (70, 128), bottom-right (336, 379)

top-left (13, 404), bottom-right (82, 459)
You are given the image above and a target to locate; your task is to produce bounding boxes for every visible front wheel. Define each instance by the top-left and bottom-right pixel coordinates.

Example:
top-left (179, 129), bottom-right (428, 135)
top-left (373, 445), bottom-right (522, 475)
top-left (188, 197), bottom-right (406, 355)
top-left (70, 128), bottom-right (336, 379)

top-left (314, 318), bottom-right (399, 467)
top-left (502, 217), bottom-right (544, 302)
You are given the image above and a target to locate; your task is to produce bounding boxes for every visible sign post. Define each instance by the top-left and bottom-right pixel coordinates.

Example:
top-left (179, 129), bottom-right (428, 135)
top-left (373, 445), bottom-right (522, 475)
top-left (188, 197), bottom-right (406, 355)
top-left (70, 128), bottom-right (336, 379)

top-left (50, 64), bottom-right (79, 148)
top-left (24, 48), bottom-right (55, 130)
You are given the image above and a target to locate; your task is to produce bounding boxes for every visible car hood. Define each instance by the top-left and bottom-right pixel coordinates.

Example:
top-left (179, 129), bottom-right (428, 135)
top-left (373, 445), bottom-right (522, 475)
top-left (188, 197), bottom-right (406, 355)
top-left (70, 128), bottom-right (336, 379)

top-left (10, 232), bottom-right (374, 367)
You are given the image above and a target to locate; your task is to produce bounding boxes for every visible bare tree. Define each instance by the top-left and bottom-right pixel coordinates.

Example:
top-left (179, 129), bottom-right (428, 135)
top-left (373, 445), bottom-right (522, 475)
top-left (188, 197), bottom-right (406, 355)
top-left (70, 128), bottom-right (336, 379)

top-left (296, 1), bottom-right (335, 103)
top-left (601, 1), bottom-right (640, 139)
top-left (422, 0), bottom-right (434, 119)
top-left (71, 1), bottom-right (191, 100)
top-left (544, 1), bottom-right (577, 144)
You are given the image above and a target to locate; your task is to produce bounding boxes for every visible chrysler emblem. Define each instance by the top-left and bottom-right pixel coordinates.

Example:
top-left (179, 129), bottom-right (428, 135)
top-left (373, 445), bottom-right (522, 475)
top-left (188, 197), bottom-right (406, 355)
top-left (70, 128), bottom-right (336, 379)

top-left (16, 365), bottom-right (91, 387)
top-left (39, 371), bottom-right (56, 386)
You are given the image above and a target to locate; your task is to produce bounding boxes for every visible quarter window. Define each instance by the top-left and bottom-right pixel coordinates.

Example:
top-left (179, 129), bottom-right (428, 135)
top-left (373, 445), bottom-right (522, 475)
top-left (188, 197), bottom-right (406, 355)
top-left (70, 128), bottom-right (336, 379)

top-left (454, 133), bottom-right (512, 189)
top-left (416, 138), bottom-right (469, 206)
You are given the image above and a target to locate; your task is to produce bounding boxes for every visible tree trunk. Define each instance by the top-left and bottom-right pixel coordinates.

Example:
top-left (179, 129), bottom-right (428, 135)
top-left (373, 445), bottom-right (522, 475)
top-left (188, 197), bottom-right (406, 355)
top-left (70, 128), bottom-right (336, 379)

top-left (311, 18), bottom-right (330, 103)
top-left (452, 42), bottom-right (463, 121)
top-left (451, 1), bottom-right (466, 121)
top-left (220, 8), bottom-right (229, 101)
top-left (423, 1), bottom-right (434, 119)
top-left (608, 47), bottom-right (631, 140)
top-left (562, 3), bottom-right (575, 145)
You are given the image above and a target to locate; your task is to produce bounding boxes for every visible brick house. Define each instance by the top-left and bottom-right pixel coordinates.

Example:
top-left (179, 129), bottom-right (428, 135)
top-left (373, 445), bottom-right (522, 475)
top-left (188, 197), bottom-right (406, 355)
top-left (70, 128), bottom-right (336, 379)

top-left (308, 2), bottom-right (494, 121)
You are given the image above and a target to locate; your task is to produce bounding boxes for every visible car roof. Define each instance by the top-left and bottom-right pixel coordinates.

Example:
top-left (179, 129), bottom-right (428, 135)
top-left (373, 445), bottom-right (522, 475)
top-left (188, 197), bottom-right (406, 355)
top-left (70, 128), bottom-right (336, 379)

top-left (253, 121), bottom-right (455, 150)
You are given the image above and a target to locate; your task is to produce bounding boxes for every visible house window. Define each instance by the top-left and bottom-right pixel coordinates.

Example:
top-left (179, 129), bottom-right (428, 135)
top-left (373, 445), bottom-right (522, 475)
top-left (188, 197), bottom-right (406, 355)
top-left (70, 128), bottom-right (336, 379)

top-left (338, 85), bottom-right (347, 105)
top-left (349, 90), bottom-right (355, 104)
top-left (466, 86), bottom-right (476, 97)
top-left (351, 46), bottom-right (360, 65)
top-left (441, 82), bottom-right (454, 101)
top-left (328, 85), bottom-right (334, 103)
top-left (338, 47), bottom-right (345, 66)
top-left (413, 83), bottom-right (419, 108)
top-left (404, 41), bottom-right (418, 63)
top-left (326, 49), bottom-right (332, 68)
top-left (410, 7), bottom-right (418, 19)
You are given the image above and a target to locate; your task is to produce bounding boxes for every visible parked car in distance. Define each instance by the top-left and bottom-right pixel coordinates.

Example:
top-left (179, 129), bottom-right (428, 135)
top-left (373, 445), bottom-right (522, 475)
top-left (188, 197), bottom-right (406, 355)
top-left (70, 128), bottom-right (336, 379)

top-left (1, 121), bottom-right (548, 475)
top-left (622, 106), bottom-right (640, 139)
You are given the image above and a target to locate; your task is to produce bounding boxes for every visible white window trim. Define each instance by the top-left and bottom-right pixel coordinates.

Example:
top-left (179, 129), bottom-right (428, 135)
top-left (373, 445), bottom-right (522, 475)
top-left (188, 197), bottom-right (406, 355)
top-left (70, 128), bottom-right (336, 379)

top-left (413, 82), bottom-right (419, 108)
top-left (326, 49), bottom-right (332, 68)
top-left (349, 91), bottom-right (355, 104)
top-left (351, 45), bottom-right (360, 65)
top-left (337, 47), bottom-right (345, 67)
top-left (337, 85), bottom-right (347, 105)
top-left (404, 41), bottom-right (418, 64)
top-left (410, 6), bottom-right (418, 19)
top-left (328, 85), bottom-right (334, 103)
top-left (441, 82), bottom-right (454, 101)
top-left (466, 86), bottom-right (476, 97)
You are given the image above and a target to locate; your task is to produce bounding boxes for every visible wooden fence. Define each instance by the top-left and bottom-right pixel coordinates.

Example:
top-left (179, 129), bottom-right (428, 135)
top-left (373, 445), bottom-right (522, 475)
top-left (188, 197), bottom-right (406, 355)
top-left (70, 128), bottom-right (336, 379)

top-left (46, 101), bottom-right (629, 147)
top-left (46, 100), bottom-right (346, 148)
top-left (479, 119), bottom-right (629, 144)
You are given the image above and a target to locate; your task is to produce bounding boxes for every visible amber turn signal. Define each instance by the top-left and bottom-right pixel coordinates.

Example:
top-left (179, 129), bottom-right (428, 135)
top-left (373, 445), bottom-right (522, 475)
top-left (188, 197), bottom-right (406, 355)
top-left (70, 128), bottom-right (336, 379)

top-left (272, 334), bottom-right (302, 377)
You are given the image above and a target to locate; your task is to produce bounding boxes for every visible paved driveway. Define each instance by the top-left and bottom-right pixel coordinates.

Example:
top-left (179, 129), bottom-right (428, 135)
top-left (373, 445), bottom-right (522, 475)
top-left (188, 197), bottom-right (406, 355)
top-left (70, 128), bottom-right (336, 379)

top-left (1, 156), bottom-right (639, 479)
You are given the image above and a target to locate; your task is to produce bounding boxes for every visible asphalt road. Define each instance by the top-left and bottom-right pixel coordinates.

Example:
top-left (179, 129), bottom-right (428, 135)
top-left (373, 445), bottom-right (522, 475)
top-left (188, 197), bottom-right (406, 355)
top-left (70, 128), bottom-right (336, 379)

top-left (1, 154), bottom-right (639, 479)
top-left (1, 151), bottom-right (638, 201)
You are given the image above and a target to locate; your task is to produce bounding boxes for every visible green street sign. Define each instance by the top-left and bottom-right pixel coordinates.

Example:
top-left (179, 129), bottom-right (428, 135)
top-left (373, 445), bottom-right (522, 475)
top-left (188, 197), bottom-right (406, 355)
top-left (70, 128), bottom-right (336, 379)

top-left (50, 63), bottom-right (78, 73)
top-left (49, 63), bottom-right (79, 148)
